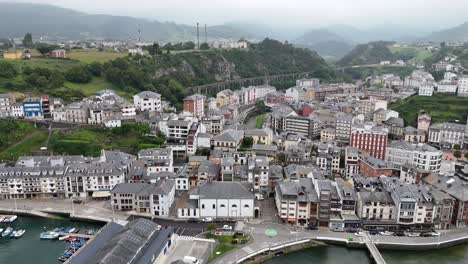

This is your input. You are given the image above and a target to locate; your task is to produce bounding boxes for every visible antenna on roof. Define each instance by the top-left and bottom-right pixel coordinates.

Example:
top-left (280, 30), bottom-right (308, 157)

top-left (196, 22), bottom-right (200, 50)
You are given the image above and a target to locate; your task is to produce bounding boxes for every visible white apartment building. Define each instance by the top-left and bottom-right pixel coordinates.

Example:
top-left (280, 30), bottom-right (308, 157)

top-left (458, 75), bottom-right (468, 97)
top-left (0, 94), bottom-right (15, 117)
top-left (428, 122), bottom-right (465, 148)
top-left (111, 180), bottom-right (175, 217)
top-left (121, 103), bottom-right (136, 117)
top-left (437, 80), bottom-right (458, 94)
top-left (133, 91), bottom-right (162, 112)
top-left (418, 84), bottom-right (434, 96)
top-left (385, 141), bottom-right (442, 172)
top-left (11, 103), bottom-right (23, 118)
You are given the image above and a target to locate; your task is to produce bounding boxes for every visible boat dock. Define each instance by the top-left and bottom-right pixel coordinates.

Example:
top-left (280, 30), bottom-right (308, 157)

top-left (58, 232), bottom-right (95, 239)
top-left (363, 232), bottom-right (386, 264)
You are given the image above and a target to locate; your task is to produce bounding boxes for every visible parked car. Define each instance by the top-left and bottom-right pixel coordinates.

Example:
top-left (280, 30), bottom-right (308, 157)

top-left (407, 232), bottom-right (420, 237)
top-left (379, 231), bottom-right (394, 236)
top-left (222, 225), bottom-right (233, 231)
top-left (420, 232), bottom-right (433, 237)
top-left (182, 256), bottom-right (199, 264)
top-left (332, 227), bottom-right (344, 232)
top-left (202, 217), bottom-right (213, 222)
top-left (393, 231), bottom-right (405, 237)
top-left (306, 225), bottom-right (318, 231)
top-left (346, 228), bottom-right (358, 233)
top-left (187, 218), bottom-right (198, 223)
top-left (354, 232), bottom-right (364, 237)
top-left (430, 231), bottom-right (441, 237)
top-left (369, 230), bottom-right (379, 235)
top-left (72, 199), bottom-right (83, 204)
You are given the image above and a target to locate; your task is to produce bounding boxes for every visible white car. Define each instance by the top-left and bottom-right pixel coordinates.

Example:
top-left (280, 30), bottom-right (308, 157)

top-left (354, 232), bottom-right (364, 237)
top-left (222, 225), bottom-right (233, 231)
top-left (431, 231), bottom-right (441, 237)
top-left (183, 256), bottom-right (199, 264)
top-left (407, 232), bottom-right (419, 237)
top-left (202, 217), bottom-right (213, 222)
top-left (379, 231), bottom-right (393, 236)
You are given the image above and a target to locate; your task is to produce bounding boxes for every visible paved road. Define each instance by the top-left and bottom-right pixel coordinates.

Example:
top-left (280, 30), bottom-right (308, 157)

top-left (213, 223), bottom-right (468, 264)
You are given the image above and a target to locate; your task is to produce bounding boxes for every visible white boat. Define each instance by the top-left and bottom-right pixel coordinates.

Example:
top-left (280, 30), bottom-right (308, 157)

top-left (58, 235), bottom-right (70, 241)
top-left (7, 215), bottom-right (17, 223)
top-left (69, 228), bottom-right (77, 233)
top-left (0, 228), bottom-right (4, 233)
top-left (0, 217), bottom-right (5, 222)
top-left (2, 227), bottom-right (13, 237)
top-left (13, 230), bottom-right (25, 238)
top-left (40, 231), bottom-right (60, 239)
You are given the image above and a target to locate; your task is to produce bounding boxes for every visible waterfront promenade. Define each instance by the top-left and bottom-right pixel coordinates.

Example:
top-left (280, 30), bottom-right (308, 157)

top-left (0, 199), bottom-right (129, 224)
top-left (213, 223), bottom-right (468, 264)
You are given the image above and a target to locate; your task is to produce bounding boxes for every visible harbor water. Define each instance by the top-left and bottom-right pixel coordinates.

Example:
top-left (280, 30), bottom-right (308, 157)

top-left (0, 215), bottom-right (103, 264)
top-left (264, 243), bottom-right (468, 264)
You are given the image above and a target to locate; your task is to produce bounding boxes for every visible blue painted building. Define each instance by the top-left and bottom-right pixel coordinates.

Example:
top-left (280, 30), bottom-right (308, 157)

top-left (22, 97), bottom-right (42, 118)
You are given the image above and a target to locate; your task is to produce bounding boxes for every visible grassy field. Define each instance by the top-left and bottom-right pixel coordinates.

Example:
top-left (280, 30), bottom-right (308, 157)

top-left (0, 131), bottom-right (49, 160)
top-left (0, 120), bottom-right (49, 160)
top-left (389, 46), bottom-right (433, 61)
top-left (0, 57), bottom-right (81, 72)
top-left (62, 77), bottom-right (136, 99)
top-left (390, 95), bottom-right (468, 127)
top-left (67, 50), bottom-right (127, 63)
top-left (256, 114), bottom-right (265, 129)
top-left (50, 123), bottom-right (165, 156)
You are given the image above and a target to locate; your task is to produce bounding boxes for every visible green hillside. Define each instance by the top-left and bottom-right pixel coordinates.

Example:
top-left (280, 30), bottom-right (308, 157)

top-left (337, 41), bottom-right (396, 66)
top-left (390, 95), bottom-right (468, 127)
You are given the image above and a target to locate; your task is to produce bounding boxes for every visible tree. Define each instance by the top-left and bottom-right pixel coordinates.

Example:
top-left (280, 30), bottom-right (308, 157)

top-left (207, 223), bottom-right (216, 231)
top-left (49, 71), bottom-right (65, 88)
top-left (183, 41), bottom-right (196, 50)
top-left (0, 62), bottom-right (17, 78)
top-left (35, 43), bottom-right (58, 56)
top-left (147, 42), bottom-right (162, 56)
top-left (200, 43), bottom-right (210, 50)
top-left (241, 136), bottom-right (254, 149)
top-left (22, 33), bottom-right (33, 48)
top-left (465, 152), bottom-right (468, 159)
top-left (36, 76), bottom-right (48, 88)
top-left (454, 150), bottom-right (461, 159)
top-left (454, 144), bottom-right (461, 150)
top-left (88, 62), bottom-right (103, 77)
top-left (65, 65), bottom-right (92, 83)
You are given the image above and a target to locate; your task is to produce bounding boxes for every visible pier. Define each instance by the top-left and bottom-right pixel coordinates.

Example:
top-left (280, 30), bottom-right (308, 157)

top-left (363, 232), bottom-right (386, 264)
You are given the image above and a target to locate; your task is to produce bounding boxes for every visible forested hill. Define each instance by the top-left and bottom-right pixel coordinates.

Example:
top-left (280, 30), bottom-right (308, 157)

top-left (337, 41), bottom-right (395, 67)
top-left (101, 38), bottom-right (335, 108)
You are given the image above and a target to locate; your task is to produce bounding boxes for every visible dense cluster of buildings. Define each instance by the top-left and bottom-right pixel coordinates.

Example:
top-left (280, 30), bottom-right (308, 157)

top-left (1, 72), bottom-right (468, 233)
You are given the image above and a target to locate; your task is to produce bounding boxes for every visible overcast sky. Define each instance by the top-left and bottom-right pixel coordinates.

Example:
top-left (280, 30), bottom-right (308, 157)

top-left (4, 0), bottom-right (468, 30)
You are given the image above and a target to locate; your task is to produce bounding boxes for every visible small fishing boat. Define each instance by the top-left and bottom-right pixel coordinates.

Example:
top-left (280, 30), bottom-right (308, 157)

top-left (0, 228), bottom-right (4, 234)
top-left (13, 230), bottom-right (25, 238)
top-left (54, 227), bottom-right (64, 232)
top-left (58, 256), bottom-right (69, 262)
top-left (2, 227), bottom-right (13, 237)
top-left (7, 215), bottom-right (17, 223)
top-left (59, 235), bottom-right (70, 241)
top-left (64, 227), bottom-right (72, 233)
top-left (72, 228), bottom-right (80, 233)
top-left (40, 231), bottom-right (59, 239)
top-left (68, 228), bottom-right (77, 233)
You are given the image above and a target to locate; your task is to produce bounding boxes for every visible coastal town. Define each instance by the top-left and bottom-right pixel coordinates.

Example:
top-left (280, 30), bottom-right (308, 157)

top-left (0, 61), bottom-right (468, 263)
top-left (1, 1), bottom-right (468, 264)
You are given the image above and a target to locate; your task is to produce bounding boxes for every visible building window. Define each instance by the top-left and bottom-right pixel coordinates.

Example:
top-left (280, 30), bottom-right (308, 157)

top-left (232, 204), bottom-right (237, 208)
top-left (212, 204), bottom-right (216, 209)
top-left (201, 204), bottom-right (205, 209)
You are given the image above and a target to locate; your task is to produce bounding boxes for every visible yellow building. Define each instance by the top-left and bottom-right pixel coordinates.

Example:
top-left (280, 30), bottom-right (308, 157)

top-left (320, 128), bottom-right (336, 142)
top-left (304, 88), bottom-right (316, 101)
top-left (2, 51), bottom-right (22, 60)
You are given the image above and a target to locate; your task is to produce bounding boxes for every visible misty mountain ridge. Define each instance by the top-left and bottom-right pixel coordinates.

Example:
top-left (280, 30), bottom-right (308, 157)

top-left (0, 2), bottom-right (265, 41)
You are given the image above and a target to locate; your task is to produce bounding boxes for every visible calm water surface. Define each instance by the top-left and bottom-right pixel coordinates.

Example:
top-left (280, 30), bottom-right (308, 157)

top-left (264, 244), bottom-right (468, 264)
top-left (0, 216), bottom-right (103, 264)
